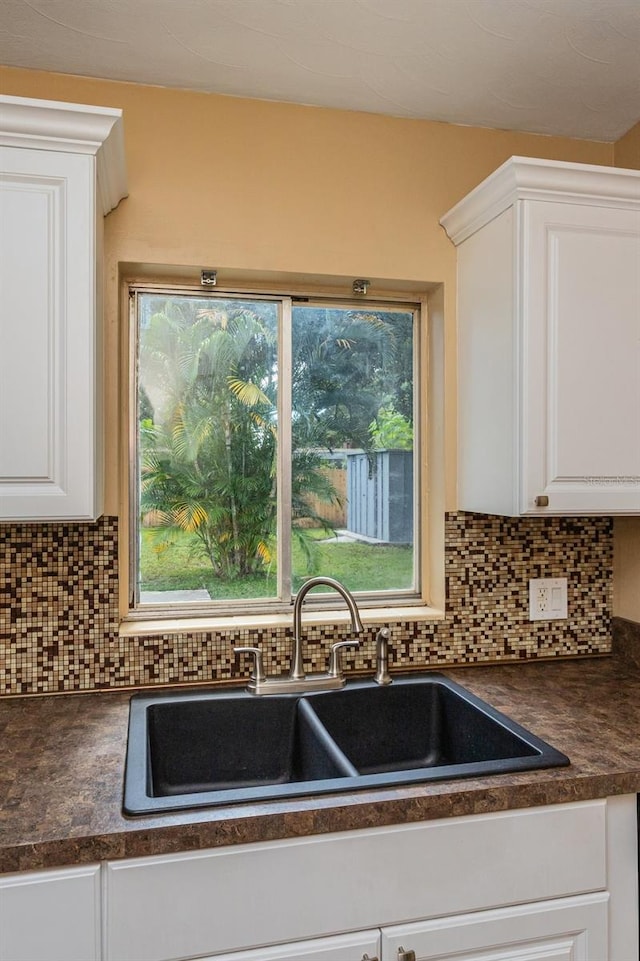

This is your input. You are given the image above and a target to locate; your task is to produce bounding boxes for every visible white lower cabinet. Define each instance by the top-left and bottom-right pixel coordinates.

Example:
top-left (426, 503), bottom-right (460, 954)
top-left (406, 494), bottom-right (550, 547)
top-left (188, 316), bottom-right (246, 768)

top-left (104, 796), bottom-right (638, 961)
top-left (0, 863), bottom-right (101, 961)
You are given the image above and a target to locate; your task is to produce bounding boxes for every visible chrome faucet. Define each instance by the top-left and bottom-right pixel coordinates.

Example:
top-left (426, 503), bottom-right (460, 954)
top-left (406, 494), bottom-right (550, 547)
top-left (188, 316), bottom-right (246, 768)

top-left (290, 576), bottom-right (364, 680)
top-left (234, 576), bottom-right (364, 695)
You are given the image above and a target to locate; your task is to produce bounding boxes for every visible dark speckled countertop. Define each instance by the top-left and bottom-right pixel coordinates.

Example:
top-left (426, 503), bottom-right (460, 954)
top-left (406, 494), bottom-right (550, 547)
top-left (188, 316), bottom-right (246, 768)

top-left (1, 651), bottom-right (640, 874)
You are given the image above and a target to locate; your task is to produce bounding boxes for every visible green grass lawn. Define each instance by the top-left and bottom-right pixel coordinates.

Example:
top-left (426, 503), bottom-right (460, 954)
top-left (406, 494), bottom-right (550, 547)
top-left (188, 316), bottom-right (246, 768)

top-left (140, 528), bottom-right (413, 598)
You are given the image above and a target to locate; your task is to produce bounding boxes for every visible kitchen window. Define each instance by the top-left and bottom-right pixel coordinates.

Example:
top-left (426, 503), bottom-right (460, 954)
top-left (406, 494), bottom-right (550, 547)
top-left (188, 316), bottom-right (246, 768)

top-left (129, 286), bottom-right (421, 617)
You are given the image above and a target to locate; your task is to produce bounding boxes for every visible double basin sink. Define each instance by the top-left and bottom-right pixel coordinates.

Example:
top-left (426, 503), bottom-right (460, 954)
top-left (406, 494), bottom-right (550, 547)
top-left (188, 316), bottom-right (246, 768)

top-left (123, 674), bottom-right (569, 815)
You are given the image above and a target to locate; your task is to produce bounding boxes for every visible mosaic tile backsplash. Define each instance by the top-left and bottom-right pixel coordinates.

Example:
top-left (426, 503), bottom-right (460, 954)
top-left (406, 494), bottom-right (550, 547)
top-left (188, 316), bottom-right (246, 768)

top-left (0, 513), bottom-right (612, 695)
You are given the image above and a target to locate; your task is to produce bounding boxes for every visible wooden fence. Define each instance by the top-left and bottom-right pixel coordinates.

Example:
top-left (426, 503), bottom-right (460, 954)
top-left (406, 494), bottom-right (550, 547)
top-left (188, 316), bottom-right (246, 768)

top-left (298, 466), bottom-right (347, 528)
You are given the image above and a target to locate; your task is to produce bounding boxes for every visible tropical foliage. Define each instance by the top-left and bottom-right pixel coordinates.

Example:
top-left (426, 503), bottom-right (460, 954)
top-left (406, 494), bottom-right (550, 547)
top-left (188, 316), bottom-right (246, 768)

top-left (139, 298), bottom-right (277, 581)
top-left (369, 405), bottom-right (414, 451)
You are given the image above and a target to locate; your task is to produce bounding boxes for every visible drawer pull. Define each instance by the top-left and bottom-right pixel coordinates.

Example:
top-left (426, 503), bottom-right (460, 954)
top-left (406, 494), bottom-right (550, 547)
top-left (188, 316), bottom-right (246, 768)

top-left (535, 495), bottom-right (549, 507)
top-left (362, 955), bottom-right (379, 961)
top-left (398, 949), bottom-right (416, 961)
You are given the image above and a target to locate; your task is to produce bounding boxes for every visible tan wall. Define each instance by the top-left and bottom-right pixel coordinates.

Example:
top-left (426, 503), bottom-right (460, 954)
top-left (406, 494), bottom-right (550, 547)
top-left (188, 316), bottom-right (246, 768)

top-left (613, 121), bottom-right (640, 623)
top-left (614, 120), bottom-right (640, 170)
top-left (0, 66), bottom-right (614, 522)
top-left (614, 517), bottom-right (640, 622)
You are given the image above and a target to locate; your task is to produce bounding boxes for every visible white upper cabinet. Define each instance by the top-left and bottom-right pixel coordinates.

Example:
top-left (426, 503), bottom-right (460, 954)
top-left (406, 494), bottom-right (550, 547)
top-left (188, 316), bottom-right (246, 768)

top-left (0, 95), bottom-right (127, 521)
top-left (440, 157), bottom-right (640, 516)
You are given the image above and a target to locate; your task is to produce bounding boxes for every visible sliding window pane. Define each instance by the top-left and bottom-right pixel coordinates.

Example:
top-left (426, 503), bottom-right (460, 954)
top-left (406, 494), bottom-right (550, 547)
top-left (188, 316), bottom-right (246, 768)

top-left (137, 294), bottom-right (279, 604)
top-left (291, 305), bottom-right (415, 595)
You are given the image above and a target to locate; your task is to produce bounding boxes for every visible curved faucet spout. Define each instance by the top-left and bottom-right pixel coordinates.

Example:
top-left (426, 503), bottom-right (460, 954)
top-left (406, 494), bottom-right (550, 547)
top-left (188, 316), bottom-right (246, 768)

top-left (291, 576), bottom-right (364, 680)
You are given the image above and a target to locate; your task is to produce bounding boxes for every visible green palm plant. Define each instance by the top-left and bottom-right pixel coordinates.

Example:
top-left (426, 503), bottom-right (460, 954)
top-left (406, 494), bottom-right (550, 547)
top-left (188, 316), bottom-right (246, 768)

top-left (139, 299), bottom-right (278, 582)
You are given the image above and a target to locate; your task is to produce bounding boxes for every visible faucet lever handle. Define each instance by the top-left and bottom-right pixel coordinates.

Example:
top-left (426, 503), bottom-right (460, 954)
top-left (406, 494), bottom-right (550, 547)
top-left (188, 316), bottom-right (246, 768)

top-left (233, 646), bottom-right (266, 684)
top-left (327, 639), bottom-right (360, 679)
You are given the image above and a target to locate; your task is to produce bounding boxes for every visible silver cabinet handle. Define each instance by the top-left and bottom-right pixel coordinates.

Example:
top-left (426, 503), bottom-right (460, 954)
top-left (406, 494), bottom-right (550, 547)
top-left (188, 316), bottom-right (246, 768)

top-left (398, 948), bottom-right (417, 961)
top-left (362, 955), bottom-right (379, 961)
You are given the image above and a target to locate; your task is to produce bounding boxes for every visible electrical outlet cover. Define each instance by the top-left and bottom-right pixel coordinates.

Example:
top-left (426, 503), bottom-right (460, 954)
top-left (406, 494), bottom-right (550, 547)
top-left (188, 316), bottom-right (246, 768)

top-left (529, 577), bottom-right (568, 621)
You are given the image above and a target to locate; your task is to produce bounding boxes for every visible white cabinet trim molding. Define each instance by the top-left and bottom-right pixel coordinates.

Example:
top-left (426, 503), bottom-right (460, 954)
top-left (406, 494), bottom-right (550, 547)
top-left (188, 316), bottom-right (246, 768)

top-left (0, 95), bottom-right (127, 214)
top-left (440, 156), bottom-right (640, 246)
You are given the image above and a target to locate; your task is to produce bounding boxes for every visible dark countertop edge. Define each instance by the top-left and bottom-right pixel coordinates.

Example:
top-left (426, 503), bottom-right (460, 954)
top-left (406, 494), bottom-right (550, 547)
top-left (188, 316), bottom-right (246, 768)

top-left (2, 771), bottom-right (639, 875)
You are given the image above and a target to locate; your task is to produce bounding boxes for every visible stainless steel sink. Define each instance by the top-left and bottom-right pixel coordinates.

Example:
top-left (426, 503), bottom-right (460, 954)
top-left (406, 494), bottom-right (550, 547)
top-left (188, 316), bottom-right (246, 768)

top-left (123, 675), bottom-right (569, 815)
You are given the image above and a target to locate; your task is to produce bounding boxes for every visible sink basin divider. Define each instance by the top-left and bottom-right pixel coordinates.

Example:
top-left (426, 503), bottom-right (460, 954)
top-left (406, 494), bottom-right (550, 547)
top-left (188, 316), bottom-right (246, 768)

top-left (297, 698), bottom-right (359, 778)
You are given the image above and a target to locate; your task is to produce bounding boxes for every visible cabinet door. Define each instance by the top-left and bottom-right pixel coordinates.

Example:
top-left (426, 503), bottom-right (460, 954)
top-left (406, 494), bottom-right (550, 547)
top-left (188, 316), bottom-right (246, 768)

top-left (0, 864), bottom-right (101, 961)
top-left (205, 929), bottom-right (380, 961)
top-left (381, 893), bottom-right (608, 960)
top-left (522, 200), bottom-right (640, 514)
top-left (0, 144), bottom-right (101, 520)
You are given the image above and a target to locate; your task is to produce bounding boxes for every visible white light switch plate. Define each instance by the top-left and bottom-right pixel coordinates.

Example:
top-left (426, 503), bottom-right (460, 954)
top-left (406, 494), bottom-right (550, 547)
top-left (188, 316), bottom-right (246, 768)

top-left (529, 577), bottom-right (568, 621)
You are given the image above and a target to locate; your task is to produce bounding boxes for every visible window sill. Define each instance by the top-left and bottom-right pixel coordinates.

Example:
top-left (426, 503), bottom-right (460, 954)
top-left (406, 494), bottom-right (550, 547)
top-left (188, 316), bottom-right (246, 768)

top-left (118, 604), bottom-right (445, 638)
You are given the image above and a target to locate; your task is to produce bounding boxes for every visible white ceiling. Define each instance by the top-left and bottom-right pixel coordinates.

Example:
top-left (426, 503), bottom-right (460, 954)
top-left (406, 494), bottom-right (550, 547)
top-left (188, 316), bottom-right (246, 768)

top-left (1, 0), bottom-right (639, 142)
